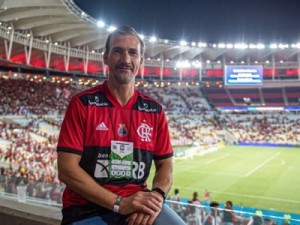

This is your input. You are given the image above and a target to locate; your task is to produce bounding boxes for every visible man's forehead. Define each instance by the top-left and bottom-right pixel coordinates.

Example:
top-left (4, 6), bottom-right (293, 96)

top-left (110, 34), bottom-right (141, 49)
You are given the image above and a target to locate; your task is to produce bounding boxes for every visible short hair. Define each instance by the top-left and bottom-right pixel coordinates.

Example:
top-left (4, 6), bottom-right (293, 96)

top-left (104, 25), bottom-right (145, 56)
top-left (210, 201), bottom-right (219, 208)
top-left (226, 201), bottom-right (233, 207)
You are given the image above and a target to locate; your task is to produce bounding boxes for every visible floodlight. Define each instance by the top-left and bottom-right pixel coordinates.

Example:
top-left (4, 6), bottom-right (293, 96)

top-left (257, 44), bottom-right (265, 49)
top-left (139, 34), bottom-right (145, 40)
top-left (97, 20), bottom-right (105, 28)
top-left (149, 36), bottom-right (157, 43)
top-left (180, 40), bottom-right (187, 46)
top-left (234, 43), bottom-right (248, 49)
top-left (218, 43), bottom-right (226, 48)
top-left (107, 26), bottom-right (116, 32)
top-left (270, 44), bottom-right (278, 49)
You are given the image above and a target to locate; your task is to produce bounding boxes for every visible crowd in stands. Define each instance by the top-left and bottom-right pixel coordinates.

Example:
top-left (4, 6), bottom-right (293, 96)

top-left (0, 75), bottom-right (300, 221)
top-left (219, 112), bottom-right (300, 145)
top-left (168, 189), bottom-right (283, 225)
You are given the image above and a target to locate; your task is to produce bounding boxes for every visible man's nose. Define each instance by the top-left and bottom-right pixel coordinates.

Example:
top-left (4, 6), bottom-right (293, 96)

top-left (120, 51), bottom-right (130, 63)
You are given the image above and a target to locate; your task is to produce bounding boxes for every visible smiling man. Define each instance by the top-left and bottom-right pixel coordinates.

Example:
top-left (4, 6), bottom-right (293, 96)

top-left (57, 26), bottom-right (186, 225)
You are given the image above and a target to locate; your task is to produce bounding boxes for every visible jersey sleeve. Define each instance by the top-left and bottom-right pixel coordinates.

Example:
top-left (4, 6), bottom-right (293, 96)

top-left (153, 108), bottom-right (173, 160)
top-left (57, 96), bottom-right (86, 155)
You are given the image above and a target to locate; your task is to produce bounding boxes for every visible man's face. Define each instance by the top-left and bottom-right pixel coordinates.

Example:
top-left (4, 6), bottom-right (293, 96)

top-left (104, 34), bottom-right (143, 84)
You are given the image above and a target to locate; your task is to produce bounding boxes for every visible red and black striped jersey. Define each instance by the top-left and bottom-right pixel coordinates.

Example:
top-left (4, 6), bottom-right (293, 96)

top-left (57, 81), bottom-right (173, 210)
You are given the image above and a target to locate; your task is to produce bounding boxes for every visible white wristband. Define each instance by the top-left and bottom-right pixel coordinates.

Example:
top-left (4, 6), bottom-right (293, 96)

top-left (113, 196), bottom-right (122, 213)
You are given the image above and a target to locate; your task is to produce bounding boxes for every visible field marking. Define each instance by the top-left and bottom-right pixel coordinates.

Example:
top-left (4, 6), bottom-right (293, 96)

top-left (244, 152), bottom-right (281, 177)
top-left (184, 170), bottom-right (243, 177)
top-left (177, 186), bottom-right (300, 205)
top-left (205, 154), bottom-right (229, 164)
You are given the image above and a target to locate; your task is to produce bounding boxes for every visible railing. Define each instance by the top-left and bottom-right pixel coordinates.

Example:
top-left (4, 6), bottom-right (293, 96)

top-left (0, 185), bottom-right (299, 225)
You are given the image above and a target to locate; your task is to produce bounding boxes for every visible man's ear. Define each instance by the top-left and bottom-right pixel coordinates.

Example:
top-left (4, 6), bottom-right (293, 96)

top-left (140, 57), bottom-right (144, 67)
top-left (103, 53), bottom-right (108, 65)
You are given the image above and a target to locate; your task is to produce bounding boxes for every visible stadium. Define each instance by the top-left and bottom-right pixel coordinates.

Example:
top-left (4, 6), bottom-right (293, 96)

top-left (0, 0), bottom-right (300, 224)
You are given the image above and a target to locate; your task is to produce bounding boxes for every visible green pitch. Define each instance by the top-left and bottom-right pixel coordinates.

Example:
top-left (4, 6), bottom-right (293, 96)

top-left (148, 145), bottom-right (300, 214)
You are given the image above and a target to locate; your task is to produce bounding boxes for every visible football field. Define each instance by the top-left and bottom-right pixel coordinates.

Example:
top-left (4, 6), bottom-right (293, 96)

top-left (148, 145), bottom-right (300, 214)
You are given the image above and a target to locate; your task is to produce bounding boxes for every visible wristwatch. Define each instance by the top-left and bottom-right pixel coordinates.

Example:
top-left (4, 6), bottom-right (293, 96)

top-left (152, 187), bottom-right (166, 202)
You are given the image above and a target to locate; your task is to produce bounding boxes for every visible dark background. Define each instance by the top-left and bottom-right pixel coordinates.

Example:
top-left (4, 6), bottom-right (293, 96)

top-left (73, 0), bottom-right (300, 43)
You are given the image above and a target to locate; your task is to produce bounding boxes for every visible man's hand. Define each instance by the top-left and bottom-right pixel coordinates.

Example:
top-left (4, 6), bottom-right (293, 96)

top-left (119, 191), bottom-right (163, 216)
top-left (126, 207), bottom-right (162, 225)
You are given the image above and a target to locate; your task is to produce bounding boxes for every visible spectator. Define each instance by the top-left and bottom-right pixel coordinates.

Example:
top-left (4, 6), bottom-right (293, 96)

top-left (222, 201), bottom-right (236, 225)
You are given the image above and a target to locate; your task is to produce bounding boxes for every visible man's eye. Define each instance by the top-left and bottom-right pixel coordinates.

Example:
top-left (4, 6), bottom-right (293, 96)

top-left (130, 51), bottom-right (138, 56)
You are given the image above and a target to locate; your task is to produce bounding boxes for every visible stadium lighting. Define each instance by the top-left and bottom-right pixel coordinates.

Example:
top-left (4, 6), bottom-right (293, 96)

top-left (191, 42), bottom-right (196, 47)
top-left (255, 61), bottom-right (258, 64)
top-left (97, 20), bottom-right (105, 28)
top-left (218, 43), bottom-right (226, 48)
top-left (230, 60), bottom-right (234, 64)
top-left (164, 39), bottom-right (169, 44)
top-left (192, 61), bottom-right (202, 68)
top-left (265, 60), bottom-right (270, 64)
top-left (180, 40), bottom-right (187, 46)
top-left (270, 44), bottom-right (278, 49)
top-left (139, 34), bottom-right (145, 40)
top-left (197, 42), bottom-right (207, 48)
top-left (226, 44), bottom-right (233, 49)
top-left (149, 36), bottom-right (157, 43)
top-left (206, 60), bottom-right (211, 64)
top-left (176, 60), bottom-right (191, 68)
top-left (107, 26), bottom-right (116, 32)
top-left (257, 44), bottom-right (265, 49)
top-left (234, 43), bottom-right (248, 49)
top-left (212, 44), bottom-right (217, 48)
top-left (279, 44), bottom-right (289, 49)
top-left (291, 43), bottom-right (300, 48)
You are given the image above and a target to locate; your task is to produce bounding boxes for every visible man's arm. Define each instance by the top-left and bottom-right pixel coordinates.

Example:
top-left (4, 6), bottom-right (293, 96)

top-left (57, 152), bottom-right (162, 215)
top-left (152, 157), bottom-right (173, 195)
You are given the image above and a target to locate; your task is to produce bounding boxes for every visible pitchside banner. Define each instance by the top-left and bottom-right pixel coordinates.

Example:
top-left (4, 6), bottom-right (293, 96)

top-left (224, 65), bottom-right (263, 85)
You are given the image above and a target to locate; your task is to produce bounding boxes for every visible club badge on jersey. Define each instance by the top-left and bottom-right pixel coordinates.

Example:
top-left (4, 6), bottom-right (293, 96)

top-left (117, 123), bottom-right (128, 137)
top-left (109, 140), bottom-right (134, 178)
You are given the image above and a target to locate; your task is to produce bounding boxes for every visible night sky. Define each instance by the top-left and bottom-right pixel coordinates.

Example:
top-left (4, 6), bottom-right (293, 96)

top-left (73, 0), bottom-right (300, 44)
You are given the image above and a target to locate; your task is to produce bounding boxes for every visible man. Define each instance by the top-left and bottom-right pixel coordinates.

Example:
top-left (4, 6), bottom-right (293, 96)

top-left (170, 188), bottom-right (184, 218)
top-left (222, 201), bottom-right (236, 225)
top-left (57, 26), bottom-right (185, 225)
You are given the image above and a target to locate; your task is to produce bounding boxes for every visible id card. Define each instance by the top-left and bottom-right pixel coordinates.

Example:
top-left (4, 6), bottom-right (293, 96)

top-left (109, 140), bottom-right (134, 178)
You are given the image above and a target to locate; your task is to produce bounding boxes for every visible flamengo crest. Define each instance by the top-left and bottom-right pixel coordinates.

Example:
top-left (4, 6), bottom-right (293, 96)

top-left (137, 122), bottom-right (153, 142)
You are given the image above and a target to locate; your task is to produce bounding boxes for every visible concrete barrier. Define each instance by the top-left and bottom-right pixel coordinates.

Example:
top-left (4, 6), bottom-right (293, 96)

top-left (0, 198), bottom-right (61, 225)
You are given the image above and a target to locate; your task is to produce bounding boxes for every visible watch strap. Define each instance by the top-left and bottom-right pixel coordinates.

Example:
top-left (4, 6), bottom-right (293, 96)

top-left (113, 195), bottom-right (122, 213)
top-left (152, 187), bottom-right (166, 202)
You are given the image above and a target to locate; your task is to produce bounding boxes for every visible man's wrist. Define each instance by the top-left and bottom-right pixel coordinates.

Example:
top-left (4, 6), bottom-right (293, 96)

top-left (113, 195), bottom-right (122, 213)
top-left (151, 187), bottom-right (166, 202)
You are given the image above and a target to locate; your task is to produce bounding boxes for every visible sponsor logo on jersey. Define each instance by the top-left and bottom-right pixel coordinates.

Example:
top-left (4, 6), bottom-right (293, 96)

top-left (88, 95), bottom-right (109, 107)
top-left (117, 124), bottom-right (128, 137)
top-left (137, 122), bottom-right (153, 142)
top-left (138, 103), bottom-right (158, 112)
top-left (96, 122), bottom-right (109, 131)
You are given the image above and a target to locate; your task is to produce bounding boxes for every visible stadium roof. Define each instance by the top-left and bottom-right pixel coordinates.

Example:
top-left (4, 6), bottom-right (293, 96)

top-left (0, 0), bottom-right (300, 64)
